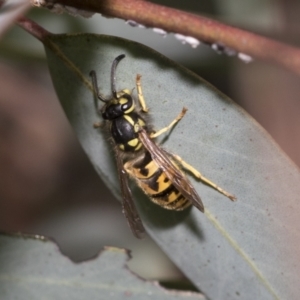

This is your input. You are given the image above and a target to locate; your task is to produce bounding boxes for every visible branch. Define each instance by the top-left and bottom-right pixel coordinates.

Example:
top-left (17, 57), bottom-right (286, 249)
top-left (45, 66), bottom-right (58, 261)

top-left (37, 0), bottom-right (300, 76)
top-left (17, 17), bottom-right (50, 41)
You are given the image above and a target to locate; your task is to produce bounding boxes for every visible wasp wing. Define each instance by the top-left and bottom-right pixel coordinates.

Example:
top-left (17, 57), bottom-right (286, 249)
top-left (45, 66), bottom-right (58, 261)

top-left (114, 149), bottom-right (145, 238)
top-left (138, 128), bottom-right (204, 213)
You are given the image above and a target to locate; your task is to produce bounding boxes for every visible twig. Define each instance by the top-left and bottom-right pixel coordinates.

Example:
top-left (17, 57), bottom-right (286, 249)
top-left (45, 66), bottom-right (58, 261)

top-left (39, 0), bottom-right (300, 76)
top-left (17, 16), bottom-right (50, 41)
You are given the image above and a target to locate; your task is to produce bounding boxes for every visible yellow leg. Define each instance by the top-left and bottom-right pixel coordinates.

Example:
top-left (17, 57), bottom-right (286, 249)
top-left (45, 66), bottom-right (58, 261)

top-left (150, 107), bottom-right (187, 138)
top-left (136, 74), bottom-right (148, 113)
top-left (135, 74), bottom-right (186, 138)
top-left (172, 154), bottom-right (236, 201)
top-left (93, 122), bottom-right (103, 128)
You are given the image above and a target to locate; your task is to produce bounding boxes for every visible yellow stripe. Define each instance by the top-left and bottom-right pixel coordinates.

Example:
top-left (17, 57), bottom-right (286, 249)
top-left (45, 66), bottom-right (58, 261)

top-left (119, 98), bottom-right (127, 104)
top-left (128, 138), bottom-right (138, 147)
top-left (133, 160), bottom-right (159, 179)
top-left (138, 119), bottom-right (145, 127)
top-left (167, 191), bottom-right (180, 202)
top-left (156, 173), bottom-right (171, 193)
top-left (134, 143), bottom-right (143, 151)
top-left (123, 115), bottom-right (135, 126)
top-left (124, 105), bottom-right (135, 114)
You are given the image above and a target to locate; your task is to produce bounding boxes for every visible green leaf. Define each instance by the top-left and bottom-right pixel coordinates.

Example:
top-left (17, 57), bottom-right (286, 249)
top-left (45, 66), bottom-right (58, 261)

top-left (44, 33), bottom-right (300, 300)
top-left (0, 233), bottom-right (204, 299)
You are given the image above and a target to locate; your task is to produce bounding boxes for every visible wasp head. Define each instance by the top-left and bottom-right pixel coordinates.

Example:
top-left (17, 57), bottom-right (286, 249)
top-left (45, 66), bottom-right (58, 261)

top-left (90, 54), bottom-right (137, 120)
top-left (101, 89), bottom-right (135, 120)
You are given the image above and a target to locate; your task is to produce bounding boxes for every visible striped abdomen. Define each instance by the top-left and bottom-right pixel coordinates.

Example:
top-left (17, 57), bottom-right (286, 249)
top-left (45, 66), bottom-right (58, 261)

top-left (124, 151), bottom-right (191, 210)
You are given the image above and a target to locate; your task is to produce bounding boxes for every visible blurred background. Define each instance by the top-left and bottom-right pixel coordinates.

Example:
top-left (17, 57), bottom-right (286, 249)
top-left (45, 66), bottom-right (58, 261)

top-left (1, 0), bottom-right (300, 289)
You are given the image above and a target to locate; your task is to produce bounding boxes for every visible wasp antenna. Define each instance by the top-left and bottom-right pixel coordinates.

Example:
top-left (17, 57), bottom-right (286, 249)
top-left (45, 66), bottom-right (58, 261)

top-left (111, 54), bottom-right (126, 98)
top-left (89, 70), bottom-right (109, 102)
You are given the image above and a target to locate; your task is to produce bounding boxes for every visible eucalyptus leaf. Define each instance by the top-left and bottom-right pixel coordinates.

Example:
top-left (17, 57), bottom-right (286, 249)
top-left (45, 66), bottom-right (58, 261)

top-left (0, 233), bottom-right (204, 299)
top-left (43, 33), bottom-right (300, 300)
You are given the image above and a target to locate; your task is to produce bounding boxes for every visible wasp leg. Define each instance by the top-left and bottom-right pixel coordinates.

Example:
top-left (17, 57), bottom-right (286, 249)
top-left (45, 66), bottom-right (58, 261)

top-left (136, 74), bottom-right (149, 113)
top-left (93, 122), bottom-right (103, 128)
top-left (172, 154), bottom-right (236, 201)
top-left (150, 107), bottom-right (187, 139)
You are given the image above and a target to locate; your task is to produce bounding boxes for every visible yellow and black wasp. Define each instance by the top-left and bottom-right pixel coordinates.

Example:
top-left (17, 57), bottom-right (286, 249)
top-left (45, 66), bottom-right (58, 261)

top-left (90, 54), bottom-right (236, 238)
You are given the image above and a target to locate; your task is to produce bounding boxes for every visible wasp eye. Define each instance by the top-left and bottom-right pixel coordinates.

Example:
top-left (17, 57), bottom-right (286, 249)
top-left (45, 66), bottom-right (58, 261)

top-left (120, 94), bottom-right (133, 112)
top-left (122, 103), bottom-right (130, 111)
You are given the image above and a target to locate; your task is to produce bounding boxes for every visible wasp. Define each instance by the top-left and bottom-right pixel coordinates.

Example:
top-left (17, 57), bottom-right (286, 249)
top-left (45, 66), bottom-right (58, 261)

top-left (89, 54), bottom-right (236, 238)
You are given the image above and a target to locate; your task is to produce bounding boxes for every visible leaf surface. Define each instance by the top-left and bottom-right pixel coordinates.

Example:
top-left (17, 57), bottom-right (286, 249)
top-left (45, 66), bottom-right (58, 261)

top-left (0, 233), bottom-right (203, 299)
top-left (44, 33), bottom-right (300, 300)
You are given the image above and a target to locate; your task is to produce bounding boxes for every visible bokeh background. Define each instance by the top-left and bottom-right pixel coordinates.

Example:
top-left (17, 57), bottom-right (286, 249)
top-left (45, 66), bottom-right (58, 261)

top-left (1, 0), bottom-right (300, 288)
